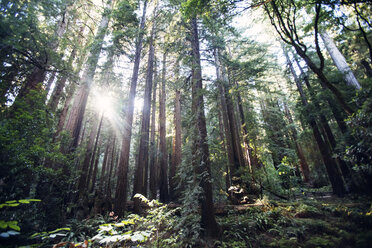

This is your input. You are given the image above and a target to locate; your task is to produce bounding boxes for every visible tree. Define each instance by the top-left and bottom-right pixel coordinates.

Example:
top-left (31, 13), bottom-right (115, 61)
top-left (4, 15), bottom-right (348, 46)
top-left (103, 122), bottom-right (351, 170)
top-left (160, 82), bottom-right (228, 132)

top-left (320, 30), bottom-right (361, 90)
top-left (263, 0), bottom-right (354, 114)
top-left (64, 0), bottom-right (113, 151)
top-left (284, 48), bottom-right (346, 196)
top-left (114, 0), bottom-right (148, 216)
top-left (133, 4), bottom-right (157, 211)
top-left (189, 16), bottom-right (220, 238)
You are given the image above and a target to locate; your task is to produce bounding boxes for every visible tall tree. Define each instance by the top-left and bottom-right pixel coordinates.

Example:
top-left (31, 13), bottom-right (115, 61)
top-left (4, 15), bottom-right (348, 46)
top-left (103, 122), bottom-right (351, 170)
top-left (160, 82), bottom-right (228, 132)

top-left (133, 6), bottom-right (157, 212)
top-left (264, 0), bottom-right (354, 114)
top-left (284, 49), bottom-right (345, 196)
top-left (64, 0), bottom-right (112, 151)
top-left (159, 52), bottom-right (169, 203)
top-left (320, 30), bottom-right (361, 90)
top-left (189, 16), bottom-right (220, 238)
top-left (170, 88), bottom-right (182, 200)
top-left (114, 0), bottom-right (148, 216)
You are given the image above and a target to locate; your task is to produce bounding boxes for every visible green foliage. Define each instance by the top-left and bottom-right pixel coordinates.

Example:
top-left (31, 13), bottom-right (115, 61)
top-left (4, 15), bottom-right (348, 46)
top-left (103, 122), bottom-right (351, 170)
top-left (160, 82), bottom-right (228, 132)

top-left (0, 199), bottom-right (41, 209)
top-left (0, 199), bottom-right (41, 240)
top-left (111, 0), bottom-right (138, 56)
top-left (345, 85), bottom-right (372, 174)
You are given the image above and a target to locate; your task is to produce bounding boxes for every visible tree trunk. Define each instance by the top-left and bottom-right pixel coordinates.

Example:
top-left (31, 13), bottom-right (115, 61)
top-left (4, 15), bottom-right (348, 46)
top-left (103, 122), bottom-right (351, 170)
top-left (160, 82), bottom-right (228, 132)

top-left (159, 52), bottom-right (169, 203)
top-left (45, 72), bottom-right (56, 95)
top-left (64, 1), bottom-right (111, 151)
top-left (214, 49), bottom-right (239, 177)
top-left (190, 17), bottom-right (220, 238)
top-left (133, 13), bottom-right (156, 212)
top-left (106, 137), bottom-right (116, 197)
top-left (76, 114), bottom-right (100, 198)
top-left (15, 0), bottom-right (74, 102)
top-left (283, 101), bottom-right (311, 182)
top-left (90, 147), bottom-right (101, 194)
top-left (48, 43), bottom-right (78, 112)
top-left (361, 59), bottom-right (372, 78)
top-left (285, 50), bottom-right (345, 196)
top-left (170, 89), bottom-right (182, 200)
top-left (149, 62), bottom-right (158, 200)
top-left (217, 107), bottom-right (231, 191)
top-left (320, 31), bottom-right (361, 90)
top-left (88, 114), bottom-right (104, 192)
top-left (293, 56), bottom-right (349, 135)
top-left (114, 0), bottom-right (148, 217)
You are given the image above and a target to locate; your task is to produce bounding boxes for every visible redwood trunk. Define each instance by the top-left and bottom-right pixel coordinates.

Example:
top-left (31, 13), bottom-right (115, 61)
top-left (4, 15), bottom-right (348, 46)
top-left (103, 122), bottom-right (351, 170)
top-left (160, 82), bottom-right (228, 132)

top-left (170, 89), bottom-right (181, 200)
top-left (159, 52), bottom-right (169, 203)
top-left (190, 17), bottom-right (220, 238)
top-left (286, 51), bottom-right (345, 196)
top-left (133, 15), bottom-right (156, 212)
top-left (64, 2), bottom-right (111, 151)
top-left (149, 63), bottom-right (158, 200)
top-left (114, 0), bottom-right (148, 216)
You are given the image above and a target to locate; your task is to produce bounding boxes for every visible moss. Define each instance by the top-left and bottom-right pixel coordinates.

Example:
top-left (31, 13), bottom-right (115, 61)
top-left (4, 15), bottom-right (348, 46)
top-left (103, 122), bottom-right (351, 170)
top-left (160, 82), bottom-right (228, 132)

top-left (295, 204), bottom-right (323, 218)
top-left (304, 235), bottom-right (340, 248)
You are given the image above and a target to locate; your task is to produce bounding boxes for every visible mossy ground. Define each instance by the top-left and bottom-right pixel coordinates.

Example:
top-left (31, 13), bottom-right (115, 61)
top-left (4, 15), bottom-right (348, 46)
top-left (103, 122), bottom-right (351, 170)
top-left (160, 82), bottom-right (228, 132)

top-left (216, 194), bottom-right (372, 248)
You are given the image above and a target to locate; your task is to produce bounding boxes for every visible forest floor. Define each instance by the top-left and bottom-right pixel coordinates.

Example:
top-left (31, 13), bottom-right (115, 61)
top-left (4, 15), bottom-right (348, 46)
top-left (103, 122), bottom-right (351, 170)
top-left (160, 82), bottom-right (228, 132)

top-left (3, 190), bottom-right (372, 247)
top-left (216, 192), bottom-right (372, 248)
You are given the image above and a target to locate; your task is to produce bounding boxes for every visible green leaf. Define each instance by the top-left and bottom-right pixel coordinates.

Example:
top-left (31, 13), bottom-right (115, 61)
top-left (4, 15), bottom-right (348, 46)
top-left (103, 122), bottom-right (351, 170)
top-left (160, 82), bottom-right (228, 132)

top-left (0, 221), bottom-right (8, 229)
top-left (7, 203), bottom-right (20, 207)
top-left (5, 200), bottom-right (17, 204)
top-left (8, 224), bottom-right (20, 231)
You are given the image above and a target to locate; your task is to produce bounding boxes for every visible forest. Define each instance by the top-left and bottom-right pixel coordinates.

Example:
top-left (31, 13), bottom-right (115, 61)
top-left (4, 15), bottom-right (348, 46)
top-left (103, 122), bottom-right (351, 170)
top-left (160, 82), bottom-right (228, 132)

top-left (0, 0), bottom-right (372, 247)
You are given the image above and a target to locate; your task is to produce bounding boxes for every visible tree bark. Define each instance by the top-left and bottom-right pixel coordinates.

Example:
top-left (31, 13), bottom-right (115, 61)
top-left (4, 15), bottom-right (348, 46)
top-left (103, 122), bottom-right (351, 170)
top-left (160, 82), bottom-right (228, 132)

top-left (285, 50), bottom-right (345, 196)
top-left (214, 49), bottom-right (239, 177)
top-left (114, 0), bottom-right (148, 217)
top-left (77, 114), bottom-right (99, 198)
top-left (283, 101), bottom-right (311, 182)
top-left (133, 13), bottom-right (156, 212)
top-left (48, 40), bottom-right (79, 112)
top-left (170, 89), bottom-right (182, 200)
top-left (361, 59), bottom-right (372, 78)
top-left (149, 61), bottom-right (158, 200)
top-left (88, 114), bottom-right (104, 192)
top-left (320, 31), bottom-right (361, 90)
top-left (190, 17), bottom-right (220, 238)
top-left (159, 52), bottom-right (169, 203)
top-left (64, 1), bottom-right (111, 151)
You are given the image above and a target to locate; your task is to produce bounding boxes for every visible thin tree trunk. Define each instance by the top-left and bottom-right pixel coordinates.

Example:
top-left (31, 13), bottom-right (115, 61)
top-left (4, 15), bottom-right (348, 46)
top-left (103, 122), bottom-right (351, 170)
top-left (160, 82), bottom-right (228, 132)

top-left (159, 52), bottom-right (169, 203)
top-left (48, 43), bottom-right (78, 112)
top-left (90, 147), bottom-right (101, 194)
top-left (114, 0), bottom-right (148, 217)
top-left (149, 62), bottom-right (158, 200)
top-left (217, 107), bottom-right (231, 191)
top-left (285, 50), bottom-right (345, 196)
top-left (106, 137), bottom-right (116, 197)
top-left (54, 83), bottom-right (76, 141)
top-left (190, 17), bottom-right (220, 238)
top-left (76, 115), bottom-right (99, 198)
top-left (88, 114), bottom-right (104, 192)
top-left (214, 49), bottom-right (239, 177)
top-left (361, 59), bottom-right (372, 78)
top-left (100, 140), bottom-right (111, 192)
top-left (320, 31), bottom-right (361, 90)
top-left (170, 89), bottom-right (181, 200)
top-left (283, 101), bottom-right (311, 182)
top-left (293, 56), bottom-right (349, 134)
